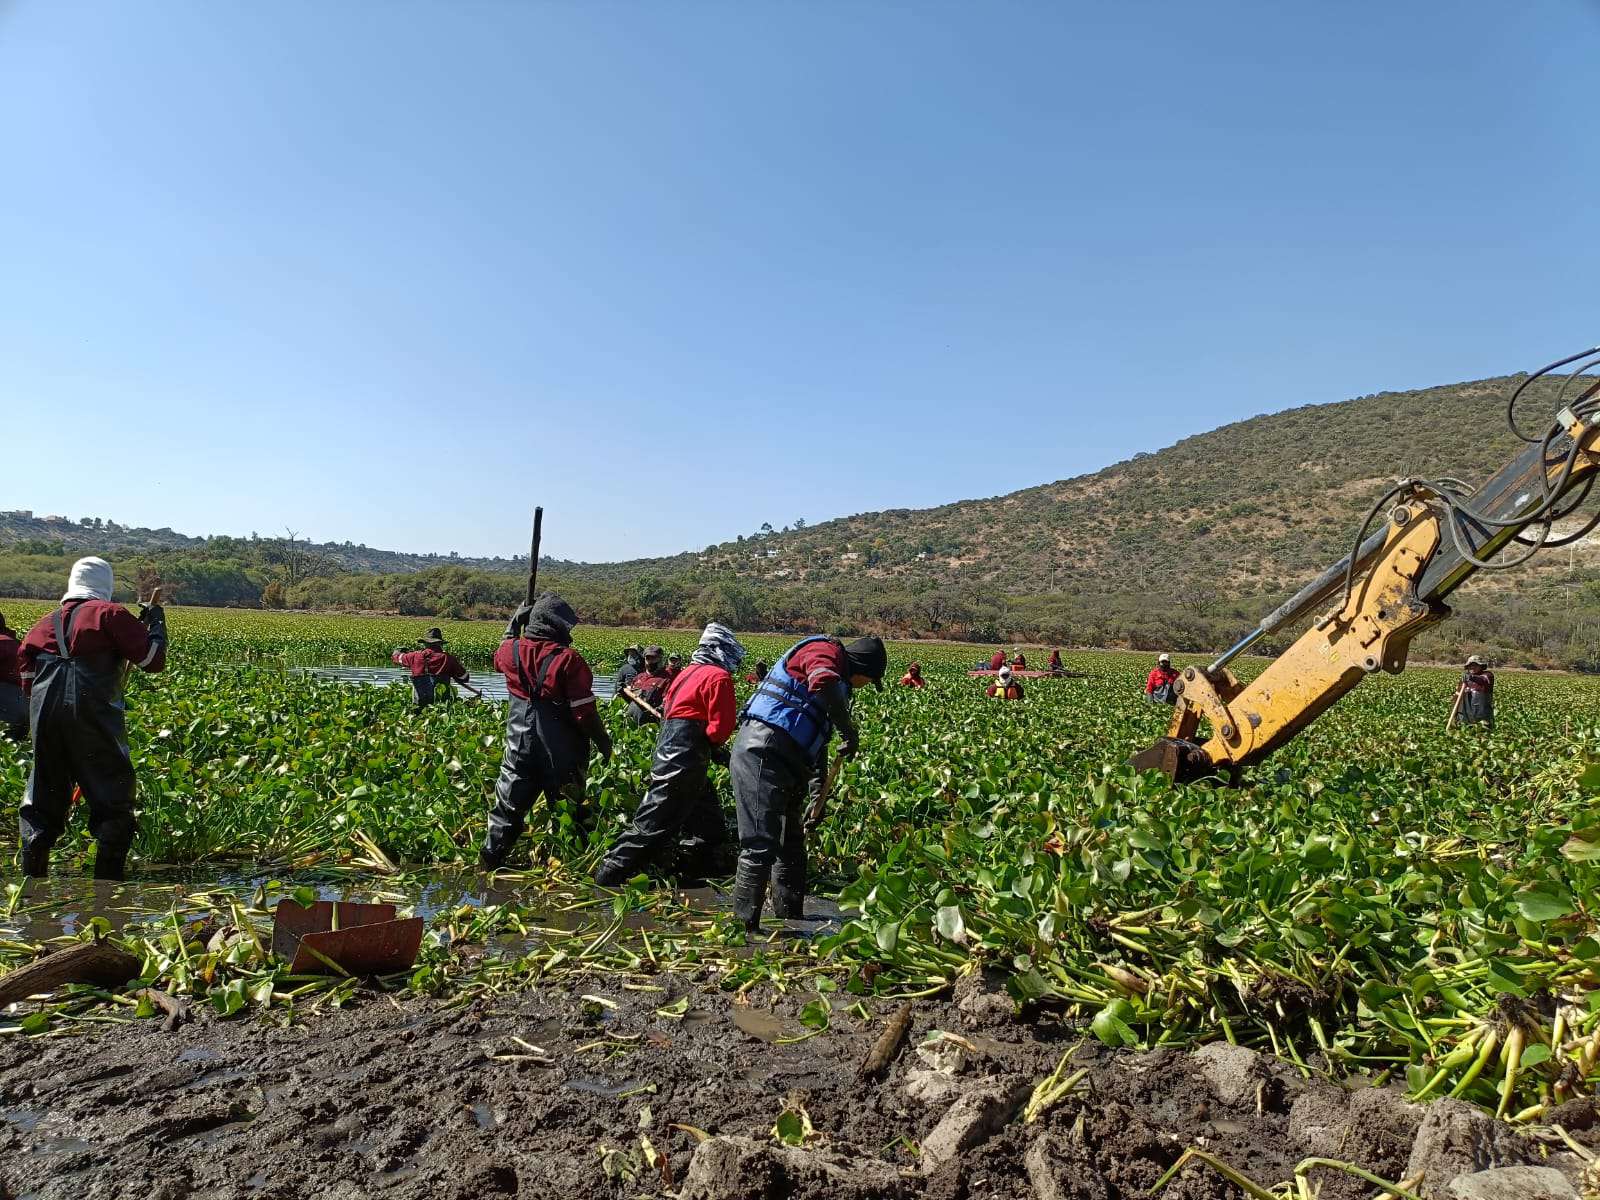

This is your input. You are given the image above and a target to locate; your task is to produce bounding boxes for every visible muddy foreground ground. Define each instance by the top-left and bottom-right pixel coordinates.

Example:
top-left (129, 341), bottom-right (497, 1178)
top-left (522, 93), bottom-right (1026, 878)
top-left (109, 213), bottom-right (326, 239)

top-left (2, 971), bottom-right (1596, 1200)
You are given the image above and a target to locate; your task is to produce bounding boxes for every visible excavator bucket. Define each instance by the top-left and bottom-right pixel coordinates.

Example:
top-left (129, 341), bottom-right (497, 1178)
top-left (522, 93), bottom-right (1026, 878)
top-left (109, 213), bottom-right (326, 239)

top-left (1128, 737), bottom-right (1216, 785)
top-left (271, 899), bottom-right (424, 976)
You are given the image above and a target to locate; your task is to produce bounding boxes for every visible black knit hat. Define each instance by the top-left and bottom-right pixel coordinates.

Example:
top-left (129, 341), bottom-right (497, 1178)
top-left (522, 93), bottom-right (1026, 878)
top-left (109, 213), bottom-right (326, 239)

top-left (844, 636), bottom-right (887, 689)
top-left (419, 627), bottom-right (447, 647)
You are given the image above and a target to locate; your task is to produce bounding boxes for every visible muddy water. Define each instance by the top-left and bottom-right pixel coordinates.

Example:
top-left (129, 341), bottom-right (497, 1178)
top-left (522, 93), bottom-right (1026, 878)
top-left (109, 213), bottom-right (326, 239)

top-left (0, 863), bottom-right (846, 954)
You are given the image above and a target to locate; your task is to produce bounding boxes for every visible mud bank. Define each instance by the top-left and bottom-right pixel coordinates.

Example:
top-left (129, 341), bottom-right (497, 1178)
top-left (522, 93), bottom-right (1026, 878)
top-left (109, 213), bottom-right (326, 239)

top-left (3, 972), bottom-right (1595, 1200)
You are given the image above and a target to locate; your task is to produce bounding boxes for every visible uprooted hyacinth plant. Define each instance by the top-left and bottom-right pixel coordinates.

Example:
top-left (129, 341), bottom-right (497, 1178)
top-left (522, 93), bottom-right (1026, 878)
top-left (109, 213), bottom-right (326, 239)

top-left (1, 603), bottom-right (1599, 1119)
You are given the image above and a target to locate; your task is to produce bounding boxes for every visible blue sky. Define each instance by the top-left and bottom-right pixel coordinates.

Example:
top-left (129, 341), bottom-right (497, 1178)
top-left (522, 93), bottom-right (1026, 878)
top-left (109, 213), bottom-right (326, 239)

top-left (2, 2), bottom-right (1595, 562)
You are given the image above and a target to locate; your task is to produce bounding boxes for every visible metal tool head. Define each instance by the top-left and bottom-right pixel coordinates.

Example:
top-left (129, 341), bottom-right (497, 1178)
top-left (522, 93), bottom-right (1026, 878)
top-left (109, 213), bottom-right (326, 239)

top-left (1128, 737), bottom-right (1215, 784)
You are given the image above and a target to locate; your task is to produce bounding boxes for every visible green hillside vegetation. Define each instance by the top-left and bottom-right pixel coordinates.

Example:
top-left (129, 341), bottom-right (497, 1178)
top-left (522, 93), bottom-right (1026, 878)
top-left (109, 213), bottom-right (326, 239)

top-left (3, 373), bottom-right (1597, 668)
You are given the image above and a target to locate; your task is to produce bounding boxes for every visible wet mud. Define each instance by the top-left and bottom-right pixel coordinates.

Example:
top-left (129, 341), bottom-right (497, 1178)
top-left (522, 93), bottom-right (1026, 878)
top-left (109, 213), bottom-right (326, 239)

top-left (4, 967), bottom-right (1594, 1200)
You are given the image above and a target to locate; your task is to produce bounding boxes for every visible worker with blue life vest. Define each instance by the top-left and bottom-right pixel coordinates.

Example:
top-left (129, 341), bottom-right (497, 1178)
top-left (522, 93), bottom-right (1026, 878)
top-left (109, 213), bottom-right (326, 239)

top-left (729, 634), bottom-right (887, 931)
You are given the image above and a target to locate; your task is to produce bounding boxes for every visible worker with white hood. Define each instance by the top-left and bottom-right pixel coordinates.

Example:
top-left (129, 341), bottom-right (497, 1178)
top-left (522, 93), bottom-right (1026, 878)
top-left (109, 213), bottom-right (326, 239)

top-left (17, 557), bottom-right (167, 880)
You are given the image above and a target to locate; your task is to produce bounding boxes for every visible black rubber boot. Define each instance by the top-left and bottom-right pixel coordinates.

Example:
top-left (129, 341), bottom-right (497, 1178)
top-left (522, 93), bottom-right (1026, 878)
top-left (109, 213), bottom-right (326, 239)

top-left (20, 844), bottom-right (50, 879)
top-left (594, 851), bottom-right (642, 887)
top-left (771, 874), bottom-right (806, 919)
top-left (93, 845), bottom-right (128, 882)
top-left (478, 846), bottom-right (506, 872)
top-left (732, 864), bottom-right (768, 933)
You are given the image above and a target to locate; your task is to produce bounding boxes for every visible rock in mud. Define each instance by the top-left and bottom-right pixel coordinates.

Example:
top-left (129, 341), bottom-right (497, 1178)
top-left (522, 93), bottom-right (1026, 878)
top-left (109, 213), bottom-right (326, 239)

top-left (1191, 1042), bottom-right (1268, 1108)
top-left (1445, 1167), bottom-right (1578, 1200)
top-left (1289, 1083), bottom-right (1421, 1166)
top-left (955, 971), bottom-right (1014, 1030)
top-left (1405, 1099), bottom-right (1534, 1200)
top-left (1024, 1132), bottom-right (1111, 1200)
top-left (905, 1067), bottom-right (966, 1107)
top-left (919, 1076), bottom-right (1032, 1175)
top-left (680, 1135), bottom-right (906, 1200)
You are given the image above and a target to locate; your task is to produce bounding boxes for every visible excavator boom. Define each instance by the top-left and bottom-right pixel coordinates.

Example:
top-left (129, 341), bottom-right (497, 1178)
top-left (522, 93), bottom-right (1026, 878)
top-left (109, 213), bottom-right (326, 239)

top-left (1133, 361), bottom-right (1600, 784)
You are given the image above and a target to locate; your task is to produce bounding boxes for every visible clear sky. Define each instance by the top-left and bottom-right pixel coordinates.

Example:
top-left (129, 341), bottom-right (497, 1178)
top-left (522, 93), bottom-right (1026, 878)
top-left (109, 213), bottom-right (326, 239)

top-left (3, 2), bottom-right (1596, 562)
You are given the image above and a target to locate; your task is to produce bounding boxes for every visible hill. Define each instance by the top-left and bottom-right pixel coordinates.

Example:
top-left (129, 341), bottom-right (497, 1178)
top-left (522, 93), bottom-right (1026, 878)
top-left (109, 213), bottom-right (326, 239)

top-left (3, 372), bottom-right (1597, 667)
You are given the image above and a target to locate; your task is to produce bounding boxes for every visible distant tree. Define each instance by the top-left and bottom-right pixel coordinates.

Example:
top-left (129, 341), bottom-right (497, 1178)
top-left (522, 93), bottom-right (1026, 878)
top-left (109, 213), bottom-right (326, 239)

top-left (262, 580), bottom-right (286, 609)
top-left (793, 518), bottom-right (806, 530)
top-left (759, 523), bottom-right (774, 539)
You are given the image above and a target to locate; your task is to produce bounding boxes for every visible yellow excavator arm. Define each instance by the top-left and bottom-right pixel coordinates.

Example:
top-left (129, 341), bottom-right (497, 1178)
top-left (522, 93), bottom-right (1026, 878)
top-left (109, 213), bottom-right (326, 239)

top-left (1133, 352), bottom-right (1600, 784)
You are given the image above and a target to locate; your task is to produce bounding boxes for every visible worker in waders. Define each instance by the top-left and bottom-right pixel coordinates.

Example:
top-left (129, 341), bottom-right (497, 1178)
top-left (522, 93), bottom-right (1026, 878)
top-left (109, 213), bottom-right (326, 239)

top-left (1451, 655), bottom-right (1495, 731)
top-left (594, 623), bottom-right (747, 885)
top-left (987, 649), bottom-right (1006, 672)
top-left (1146, 653), bottom-right (1179, 703)
top-left (730, 634), bottom-right (886, 931)
top-left (898, 662), bottom-right (926, 689)
top-left (1048, 649), bottom-right (1064, 676)
top-left (0, 612), bottom-right (25, 741)
top-left (480, 593), bottom-right (613, 870)
top-left (615, 645), bottom-right (644, 697)
top-left (623, 646), bottom-right (671, 726)
top-left (391, 627), bottom-right (470, 709)
top-left (17, 558), bottom-right (167, 879)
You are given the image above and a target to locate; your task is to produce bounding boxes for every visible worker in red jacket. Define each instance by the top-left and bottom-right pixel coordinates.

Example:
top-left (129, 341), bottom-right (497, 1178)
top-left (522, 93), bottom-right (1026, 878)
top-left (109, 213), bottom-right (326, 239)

top-left (0, 611), bottom-right (25, 741)
top-left (898, 662), bottom-right (926, 689)
top-left (988, 649), bottom-right (1006, 671)
top-left (1146, 653), bottom-right (1180, 703)
top-left (391, 627), bottom-right (470, 708)
top-left (480, 593), bottom-right (613, 870)
top-left (1011, 651), bottom-right (1028, 670)
top-left (18, 558), bottom-right (167, 880)
top-left (1048, 649), bottom-right (1064, 676)
top-left (595, 623), bottom-right (748, 885)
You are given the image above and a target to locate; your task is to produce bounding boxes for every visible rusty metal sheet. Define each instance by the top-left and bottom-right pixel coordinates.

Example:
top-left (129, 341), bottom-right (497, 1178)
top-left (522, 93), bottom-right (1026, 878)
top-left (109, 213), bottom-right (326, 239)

top-left (271, 900), bottom-right (399, 960)
top-left (290, 918), bottom-right (424, 976)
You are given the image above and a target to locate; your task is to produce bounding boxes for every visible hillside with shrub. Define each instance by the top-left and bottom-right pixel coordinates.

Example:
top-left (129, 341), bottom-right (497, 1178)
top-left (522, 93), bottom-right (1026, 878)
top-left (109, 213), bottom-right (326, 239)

top-left (3, 372), bottom-right (1597, 668)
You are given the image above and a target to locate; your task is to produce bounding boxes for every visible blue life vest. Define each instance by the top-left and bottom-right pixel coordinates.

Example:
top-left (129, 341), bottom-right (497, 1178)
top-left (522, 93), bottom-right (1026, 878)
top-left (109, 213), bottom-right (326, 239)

top-left (742, 635), bottom-right (836, 760)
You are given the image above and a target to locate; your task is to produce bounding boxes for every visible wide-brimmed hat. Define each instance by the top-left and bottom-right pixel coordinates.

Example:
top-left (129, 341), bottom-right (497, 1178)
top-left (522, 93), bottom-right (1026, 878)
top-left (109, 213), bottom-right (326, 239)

top-left (419, 627), bottom-right (447, 647)
top-left (1466, 654), bottom-right (1485, 667)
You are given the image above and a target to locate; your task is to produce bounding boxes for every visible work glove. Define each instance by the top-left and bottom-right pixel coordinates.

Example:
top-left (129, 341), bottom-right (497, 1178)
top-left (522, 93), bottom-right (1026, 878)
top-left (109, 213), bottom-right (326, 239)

top-left (709, 744), bottom-right (731, 768)
top-left (504, 604), bottom-right (533, 638)
top-left (837, 734), bottom-right (859, 760)
top-left (138, 603), bottom-right (165, 625)
top-left (594, 729), bottom-right (614, 763)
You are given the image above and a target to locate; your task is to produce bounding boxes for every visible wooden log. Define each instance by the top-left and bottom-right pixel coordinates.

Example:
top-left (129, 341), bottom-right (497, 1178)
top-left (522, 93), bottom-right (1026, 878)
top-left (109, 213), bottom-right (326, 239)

top-left (0, 941), bottom-right (141, 1008)
top-left (857, 1001), bottom-right (915, 1079)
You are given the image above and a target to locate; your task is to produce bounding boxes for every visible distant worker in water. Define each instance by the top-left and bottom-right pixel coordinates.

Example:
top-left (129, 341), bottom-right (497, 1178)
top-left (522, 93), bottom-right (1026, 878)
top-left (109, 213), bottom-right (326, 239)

top-left (1011, 650), bottom-right (1027, 670)
top-left (594, 623), bottom-right (747, 886)
top-left (391, 627), bottom-right (470, 709)
top-left (1048, 649), bottom-right (1064, 676)
top-left (17, 557), bottom-right (168, 880)
top-left (667, 653), bottom-right (684, 681)
top-left (1145, 653), bottom-right (1179, 704)
top-left (623, 646), bottom-right (671, 726)
top-left (730, 634), bottom-right (887, 930)
top-left (743, 660), bottom-right (769, 685)
top-left (614, 645), bottom-right (645, 696)
top-left (0, 611), bottom-right (25, 741)
top-left (1451, 655), bottom-right (1495, 731)
top-left (898, 662), bottom-right (925, 689)
top-left (988, 649), bottom-right (1006, 671)
top-left (480, 593), bottom-right (613, 870)
top-left (986, 665), bottom-right (1024, 700)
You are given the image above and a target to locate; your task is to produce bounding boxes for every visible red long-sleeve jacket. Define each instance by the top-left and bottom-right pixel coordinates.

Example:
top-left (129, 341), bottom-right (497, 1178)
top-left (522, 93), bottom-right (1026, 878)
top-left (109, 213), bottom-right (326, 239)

top-left (20, 600), bottom-right (167, 692)
top-left (0, 631), bottom-right (21, 688)
top-left (662, 662), bottom-right (736, 745)
top-left (1145, 666), bottom-right (1179, 694)
top-left (392, 648), bottom-right (469, 682)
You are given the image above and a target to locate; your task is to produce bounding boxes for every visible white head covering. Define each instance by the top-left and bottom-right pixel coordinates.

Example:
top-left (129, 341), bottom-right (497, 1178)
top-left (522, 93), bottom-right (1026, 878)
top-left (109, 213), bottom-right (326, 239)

top-left (63, 557), bottom-right (114, 602)
top-left (690, 622), bottom-right (747, 673)
top-left (1158, 653), bottom-right (1171, 664)
top-left (997, 665), bottom-right (1013, 682)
